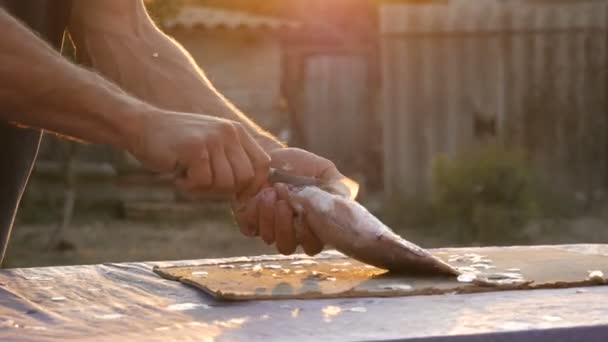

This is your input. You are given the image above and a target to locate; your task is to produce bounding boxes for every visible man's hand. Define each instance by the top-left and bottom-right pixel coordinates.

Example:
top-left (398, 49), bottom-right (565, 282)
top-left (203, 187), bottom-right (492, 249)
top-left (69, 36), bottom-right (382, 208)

top-left (232, 148), bottom-right (346, 256)
top-left (129, 110), bottom-right (270, 197)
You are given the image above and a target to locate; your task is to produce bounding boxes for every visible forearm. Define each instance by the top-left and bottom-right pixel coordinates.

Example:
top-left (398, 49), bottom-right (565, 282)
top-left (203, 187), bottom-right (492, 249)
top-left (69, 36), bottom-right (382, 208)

top-left (69, 0), bottom-right (284, 151)
top-left (0, 9), bottom-right (151, 149)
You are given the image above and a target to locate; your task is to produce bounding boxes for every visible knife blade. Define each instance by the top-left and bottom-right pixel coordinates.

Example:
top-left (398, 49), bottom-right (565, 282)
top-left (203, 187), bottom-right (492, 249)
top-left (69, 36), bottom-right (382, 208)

top-left (267, 168), bottom-right (322, 187)
top-left (171, 164), bottom-right (358, 199)
top-left (268, 168), bottom-right (359, 200)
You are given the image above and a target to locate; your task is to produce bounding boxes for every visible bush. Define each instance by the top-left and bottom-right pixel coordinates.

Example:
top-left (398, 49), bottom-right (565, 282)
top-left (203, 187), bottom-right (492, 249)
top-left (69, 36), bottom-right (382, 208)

top-left (432, 142), bottom-right (538, 244)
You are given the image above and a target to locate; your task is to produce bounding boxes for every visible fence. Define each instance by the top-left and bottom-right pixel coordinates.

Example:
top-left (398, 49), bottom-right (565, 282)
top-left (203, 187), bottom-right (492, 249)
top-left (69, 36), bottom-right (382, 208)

top-left (381, 1), bottom-right (608, 199)
top-left (292, 54), bottom-right (375, 176)
top-left (281, 0), bottom-right (380, 185)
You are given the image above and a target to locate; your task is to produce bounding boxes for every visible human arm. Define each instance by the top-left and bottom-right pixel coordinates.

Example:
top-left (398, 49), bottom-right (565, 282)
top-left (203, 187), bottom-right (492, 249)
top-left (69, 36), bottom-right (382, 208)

top-left (0, 8), bottom-right (270, 195)
top-left (0, 7), bottom-right (140, 148)
top-left (67, 0), bottom-right (284, 153)
top-left (67, 0), bottom-right (351, 255)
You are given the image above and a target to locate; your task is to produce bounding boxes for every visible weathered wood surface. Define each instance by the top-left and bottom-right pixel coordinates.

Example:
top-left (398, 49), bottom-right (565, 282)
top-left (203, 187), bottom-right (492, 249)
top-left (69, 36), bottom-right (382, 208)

top-left (155, 245), bottom-right (607, 301)
top-left (1, 245), bottom-right (607, 341)
top-left (381, 2), bottom-right (608, 198)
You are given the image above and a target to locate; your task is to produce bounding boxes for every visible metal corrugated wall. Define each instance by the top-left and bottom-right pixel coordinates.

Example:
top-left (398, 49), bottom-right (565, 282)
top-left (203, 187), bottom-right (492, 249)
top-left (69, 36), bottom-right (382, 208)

top-left (381, 1), bottom-right (608, 199)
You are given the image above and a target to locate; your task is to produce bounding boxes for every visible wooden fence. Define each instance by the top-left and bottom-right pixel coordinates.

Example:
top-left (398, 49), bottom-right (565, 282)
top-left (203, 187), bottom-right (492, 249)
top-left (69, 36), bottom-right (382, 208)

top-left (297, 54), bottom-right (374, 174)
top-left (381, 1), bottom-right (608, 199)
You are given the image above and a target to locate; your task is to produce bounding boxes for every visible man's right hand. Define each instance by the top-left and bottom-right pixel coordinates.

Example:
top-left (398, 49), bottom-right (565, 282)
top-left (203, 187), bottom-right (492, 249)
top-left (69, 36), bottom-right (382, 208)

top-left (128, 110), bottom-right (271, 197)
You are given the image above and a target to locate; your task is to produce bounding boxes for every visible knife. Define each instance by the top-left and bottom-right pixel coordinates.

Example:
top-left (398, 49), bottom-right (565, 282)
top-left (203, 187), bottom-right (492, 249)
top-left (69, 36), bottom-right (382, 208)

top-left (268, 168), bottom-right (359, 200)
top-left (267, 168), bottom-right (322, 187)
top-left (172, 165), bottom-right (358, 199)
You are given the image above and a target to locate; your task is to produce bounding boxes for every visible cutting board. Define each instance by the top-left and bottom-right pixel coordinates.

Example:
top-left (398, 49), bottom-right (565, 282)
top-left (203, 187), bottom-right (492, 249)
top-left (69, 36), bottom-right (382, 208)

top-left (154, 245), bottom-right (608, 301)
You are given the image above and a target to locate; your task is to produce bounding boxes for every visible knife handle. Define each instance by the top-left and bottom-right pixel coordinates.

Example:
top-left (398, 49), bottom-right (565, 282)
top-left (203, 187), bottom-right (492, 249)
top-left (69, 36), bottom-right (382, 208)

top-left (268, 168), bottom-right (321, 187)
top-left (171, 165), bottom-right (320, 188)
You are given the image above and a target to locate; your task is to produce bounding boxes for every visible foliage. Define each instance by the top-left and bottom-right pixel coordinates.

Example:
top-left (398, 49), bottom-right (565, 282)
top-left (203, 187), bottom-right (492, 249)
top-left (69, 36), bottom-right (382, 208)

top-left (431, 142), bottom-right (539, 244)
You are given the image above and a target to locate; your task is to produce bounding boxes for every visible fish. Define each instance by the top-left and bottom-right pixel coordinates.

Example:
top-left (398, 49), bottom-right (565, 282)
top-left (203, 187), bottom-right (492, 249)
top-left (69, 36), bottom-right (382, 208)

top-left (277, 184), bottom-right (459, 276)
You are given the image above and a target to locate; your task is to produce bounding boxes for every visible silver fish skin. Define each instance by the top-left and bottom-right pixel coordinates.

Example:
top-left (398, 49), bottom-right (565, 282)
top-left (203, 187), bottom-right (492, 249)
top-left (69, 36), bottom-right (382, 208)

top-left (285, 186), bottom-right (459, 276)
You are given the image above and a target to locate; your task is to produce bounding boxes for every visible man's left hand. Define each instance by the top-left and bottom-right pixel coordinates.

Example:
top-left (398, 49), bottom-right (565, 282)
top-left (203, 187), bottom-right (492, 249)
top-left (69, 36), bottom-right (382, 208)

top-left (232, 148), bottom-right (346, 256)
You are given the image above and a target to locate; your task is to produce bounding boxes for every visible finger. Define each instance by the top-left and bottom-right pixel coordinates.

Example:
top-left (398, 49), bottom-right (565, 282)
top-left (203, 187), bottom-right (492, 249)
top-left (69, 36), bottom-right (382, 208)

top-left (319, 166), bottom-right (359, 199)
top-left (274, 200), bottom-right (297, 255)
top-left (174, 150), bottom-right (212, 191)
top-left (209, 144), bottom-right (236, 193)
top-left (257, 188), bottom-right (277, 245)
top-left (297, 215), bottom-right (324, 256)
top-left (273, 182), bottom-right (323, 254)
top-left (274, 183), bottom-right (291, 202)
top-left (280, 196), bottom-right (324, 256)
top-left (274, 182), bottom-right (304, 212)
top-left (318, 163), bottom-right (343, 181)
top-left (237, 127), bottom-right (271, 199)
top-left (225, 143), bottom-right (255, 196)
top-left (232, 200), bottom-right (259, 237)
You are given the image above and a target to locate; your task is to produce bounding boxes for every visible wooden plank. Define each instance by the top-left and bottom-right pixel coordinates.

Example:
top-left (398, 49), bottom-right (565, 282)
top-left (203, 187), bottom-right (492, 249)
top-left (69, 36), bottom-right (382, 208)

top-left (420, 36), bottom-right (436, 195)
top-left (432, 35), bottom-right (449, 157)
top-left (515, 5), bottom-right (536, 151)
top-left (552, 8), bottom-right (571, 183)
top-left (444, 37), bottom-right (465, 159)
top-left (155, 245), bottom-right (608, 301)
top-left (410, 38), bottom-right (428, 197)
top-left (3, 246), bottom-right (608, 341)
top-left (301, 55), bottom-right (369, 173)
top-left (381, 36), bottom-right (395, 198)
top-left (496, 7), bottom-right (512, 141)
top-left (532, 4), bottom-right (551, 173)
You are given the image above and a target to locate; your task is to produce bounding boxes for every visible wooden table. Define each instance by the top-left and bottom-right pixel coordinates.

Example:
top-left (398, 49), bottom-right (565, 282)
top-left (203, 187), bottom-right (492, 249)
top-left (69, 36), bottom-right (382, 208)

top-left (1, 246), bottom-right (607, 341)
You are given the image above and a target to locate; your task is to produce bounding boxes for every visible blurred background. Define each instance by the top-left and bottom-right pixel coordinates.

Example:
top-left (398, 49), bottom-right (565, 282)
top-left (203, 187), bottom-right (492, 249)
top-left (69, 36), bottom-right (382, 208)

top-left (7, 0), bottom-right (608, 267)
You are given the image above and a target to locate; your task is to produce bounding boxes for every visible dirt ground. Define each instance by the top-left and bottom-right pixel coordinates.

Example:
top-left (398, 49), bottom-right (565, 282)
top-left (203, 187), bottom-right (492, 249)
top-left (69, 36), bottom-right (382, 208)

top-left (5, 208), bottom-right (608, 269)
top-left (4, 213), bottom-right (277, 268)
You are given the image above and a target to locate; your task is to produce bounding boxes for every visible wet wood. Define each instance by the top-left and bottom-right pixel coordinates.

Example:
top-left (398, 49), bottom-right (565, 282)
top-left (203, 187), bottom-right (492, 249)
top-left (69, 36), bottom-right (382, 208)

top-left (155, 245), bottom-right (608, 301)
top-left (2, 245), bottom-right (608, 341)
